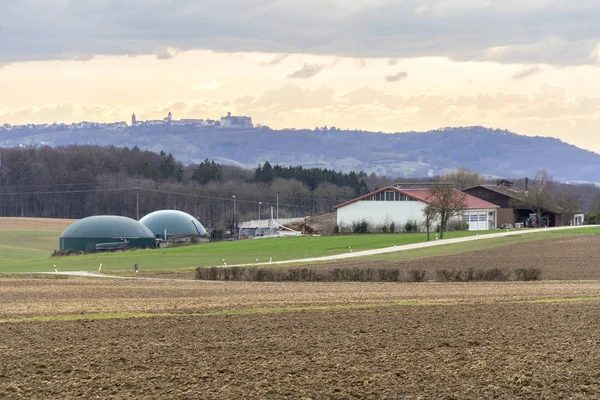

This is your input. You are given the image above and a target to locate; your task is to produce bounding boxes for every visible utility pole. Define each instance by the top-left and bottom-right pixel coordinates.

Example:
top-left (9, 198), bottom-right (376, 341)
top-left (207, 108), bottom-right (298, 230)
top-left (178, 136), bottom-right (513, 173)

top-left (136, 179), bottom-right (140, 220)
top-left (276, 192), bottom-right (279, 223)
top-left (232, 195), bottom-right (236, 239)
top-left (258, 201), bottom-right (262, 235)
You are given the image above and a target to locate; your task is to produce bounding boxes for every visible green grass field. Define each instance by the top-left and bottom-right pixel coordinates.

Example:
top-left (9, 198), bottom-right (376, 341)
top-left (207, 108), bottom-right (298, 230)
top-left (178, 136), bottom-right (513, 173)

top-left (0, 231), bottom-right (61, 261)
top-left (0, 226), bottom-right (598, 274)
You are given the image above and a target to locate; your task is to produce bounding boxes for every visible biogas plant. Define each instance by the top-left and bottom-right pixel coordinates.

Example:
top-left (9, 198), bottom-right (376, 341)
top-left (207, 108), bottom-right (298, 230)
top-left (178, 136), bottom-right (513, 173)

top-left (59, 210), bottom-right (207, 253)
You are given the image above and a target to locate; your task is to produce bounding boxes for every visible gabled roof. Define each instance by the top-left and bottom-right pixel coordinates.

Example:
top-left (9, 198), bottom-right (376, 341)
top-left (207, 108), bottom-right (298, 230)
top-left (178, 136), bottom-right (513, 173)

top-left (462, 184), bottom-right (562, 214)
top-left (334, 186), bottom-right (499, 210)
top-left (463, 184), bottom-right (529, 203)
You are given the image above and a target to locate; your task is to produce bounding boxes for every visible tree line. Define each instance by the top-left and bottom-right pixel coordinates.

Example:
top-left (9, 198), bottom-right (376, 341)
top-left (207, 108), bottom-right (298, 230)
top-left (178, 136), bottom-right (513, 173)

top-left (0, 146), bottom-right (377, 230)
top-left (0, 146), bottom-right (598, 232)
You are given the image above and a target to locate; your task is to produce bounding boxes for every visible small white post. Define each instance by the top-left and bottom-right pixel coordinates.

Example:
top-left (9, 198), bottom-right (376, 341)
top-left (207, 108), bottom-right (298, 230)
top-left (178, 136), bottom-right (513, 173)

top-left (269, 257), bottom-right (272, 264)
top-left (53, 265), bottom-right (57, 272)
top-left (223, 259), bottom-right (226, 266)
top-left (99, 263), bottom-right (102, 272)
top-left (349, 246), bottom-right (352, 253)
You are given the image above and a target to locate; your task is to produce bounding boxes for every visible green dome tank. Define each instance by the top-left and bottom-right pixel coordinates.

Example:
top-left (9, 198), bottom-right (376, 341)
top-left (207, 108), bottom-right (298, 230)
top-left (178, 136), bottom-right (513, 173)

top-left (140, 210), bottom-right (206, 238)
top-left (60, 215), bottom-right (156, 252)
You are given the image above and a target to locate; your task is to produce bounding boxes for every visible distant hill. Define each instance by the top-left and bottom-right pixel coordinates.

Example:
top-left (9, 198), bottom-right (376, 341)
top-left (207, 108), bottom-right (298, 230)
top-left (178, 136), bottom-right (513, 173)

top-left (1, 125), bottom-right (599, 182)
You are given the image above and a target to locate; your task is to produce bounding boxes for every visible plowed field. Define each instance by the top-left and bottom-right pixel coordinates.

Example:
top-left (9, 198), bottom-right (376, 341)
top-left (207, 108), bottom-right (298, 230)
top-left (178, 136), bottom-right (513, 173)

top-left (1, 299), bottom-right (599, 399)
top-left (295, 234), bottom-right (600, 281)
top-left (1, 278), bottom-right (600, 399)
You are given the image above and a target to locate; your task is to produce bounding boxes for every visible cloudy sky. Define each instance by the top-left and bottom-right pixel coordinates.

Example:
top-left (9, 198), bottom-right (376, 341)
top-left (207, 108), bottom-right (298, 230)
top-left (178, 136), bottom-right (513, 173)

top-left (2, 0), bottom-right (600, 151)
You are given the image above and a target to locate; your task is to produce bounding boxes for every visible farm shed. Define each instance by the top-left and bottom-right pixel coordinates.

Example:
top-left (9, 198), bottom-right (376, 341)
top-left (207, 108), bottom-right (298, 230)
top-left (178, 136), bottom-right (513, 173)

top-left (140, 210), bottom-right (206, 239)
top-left (59, 216), bottom-right (156, 252)
top-left (335, 186), bottom-right (499, 232)
top-left (463, 180), bottom-right (565, 227)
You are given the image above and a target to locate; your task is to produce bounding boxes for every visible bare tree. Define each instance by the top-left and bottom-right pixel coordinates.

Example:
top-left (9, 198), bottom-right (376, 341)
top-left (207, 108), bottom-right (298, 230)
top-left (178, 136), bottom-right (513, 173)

top-left (442, 167), bottom-right (485, 190)
top-left (521, 170), bottom-right (555, 226)
top-left (422, 204), bottom-right (438, 241)
top-left (426, 184), bottom-right (467, 239)
top-left (555, 191), bottom-right (579, 226)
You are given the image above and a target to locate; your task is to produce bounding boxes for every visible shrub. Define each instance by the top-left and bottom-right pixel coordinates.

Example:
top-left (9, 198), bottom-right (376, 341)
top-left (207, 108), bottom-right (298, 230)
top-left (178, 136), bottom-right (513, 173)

top-left (448, 220), bottom-right (470, 232)
top-left (475, 268), bottom-right (509, 281)
top-left (381, 224), bottom-right (389, 233)
top-left (389, 222), bottom-right (396, 233)
top-left (514, 268), bottom-right (542, 281)
top-left (333, 225), bottom-right (340, 234)
top-left (404, 219), bottom-right (419, 233)
top-left (378, 268), bottom-right (401, 282)
top-left (410, 269), bottom-right (427, 282)
top-left (352, 219), bottom-right (369, 234)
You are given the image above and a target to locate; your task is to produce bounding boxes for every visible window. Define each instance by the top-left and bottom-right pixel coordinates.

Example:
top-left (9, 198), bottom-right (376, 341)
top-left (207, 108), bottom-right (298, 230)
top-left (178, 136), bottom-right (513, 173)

top-left (462, 213), bottom-right (469, 221)
top-left (479, 213), bottom-right (487, 221)
top-left (470, 214), bottom-right (478, 222)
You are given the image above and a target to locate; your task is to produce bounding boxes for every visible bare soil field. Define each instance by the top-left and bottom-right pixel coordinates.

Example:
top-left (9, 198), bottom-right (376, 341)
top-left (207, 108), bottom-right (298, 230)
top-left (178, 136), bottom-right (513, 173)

top-left (2, 278), bottom-right (600, 319)
top-left (293, 235), bottom-right (600, 281)
top-left (0, 217), bottom-right (76, 231)
top-left (1, 298), bottom-right (599, 399)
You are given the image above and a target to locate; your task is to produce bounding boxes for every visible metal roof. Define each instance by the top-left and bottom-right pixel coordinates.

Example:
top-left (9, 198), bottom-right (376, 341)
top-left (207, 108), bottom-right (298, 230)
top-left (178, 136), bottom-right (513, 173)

top-left (140, 210), bottom-right (206, 237)
top-left (334, 186), bottom-right (499, 210)
top-left (61, 216), bottom-right (155, 239)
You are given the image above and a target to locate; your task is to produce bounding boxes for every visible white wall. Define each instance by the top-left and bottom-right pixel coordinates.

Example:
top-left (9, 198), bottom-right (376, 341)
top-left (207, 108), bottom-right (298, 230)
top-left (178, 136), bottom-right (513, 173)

top-left (336, 201), bottom-right (497, 232)
top-left (337, 200), bottom-right (427, 230)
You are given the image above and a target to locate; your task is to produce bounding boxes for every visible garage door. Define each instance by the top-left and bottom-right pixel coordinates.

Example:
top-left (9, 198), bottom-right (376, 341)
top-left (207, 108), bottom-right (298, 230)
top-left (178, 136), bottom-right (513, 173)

top-left (464, 212), bottom-right (488, 231)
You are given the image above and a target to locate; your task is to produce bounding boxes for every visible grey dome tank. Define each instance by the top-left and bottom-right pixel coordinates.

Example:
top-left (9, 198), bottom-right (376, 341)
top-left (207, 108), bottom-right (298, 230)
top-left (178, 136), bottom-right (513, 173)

top-left (60, 215), bottom-right (156, 252)
top-left (140, 210), bottom-right (206, 238)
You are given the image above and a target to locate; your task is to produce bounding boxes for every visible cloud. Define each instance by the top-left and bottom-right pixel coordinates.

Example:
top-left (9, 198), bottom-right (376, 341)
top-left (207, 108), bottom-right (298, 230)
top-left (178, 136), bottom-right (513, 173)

top-left (190, 81), bottom-right (222, 91)
top-left (512, 65), bottom-right (543, 80)
top-left (388, 59), bottom-right (398, 66)
top-left (286, 64), bottom-right (327, 80)
top-left (260, 54), bottom-right (289, 66)
top-left (385, 72), bottom-right (408, 82)
top-left (3, 1), bottom-right (600, 66)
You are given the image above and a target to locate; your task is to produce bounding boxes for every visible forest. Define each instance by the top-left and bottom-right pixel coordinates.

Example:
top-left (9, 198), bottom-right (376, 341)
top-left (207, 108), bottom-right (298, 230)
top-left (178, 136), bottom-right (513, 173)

top-left (0, 145), bottom-right (598, 231)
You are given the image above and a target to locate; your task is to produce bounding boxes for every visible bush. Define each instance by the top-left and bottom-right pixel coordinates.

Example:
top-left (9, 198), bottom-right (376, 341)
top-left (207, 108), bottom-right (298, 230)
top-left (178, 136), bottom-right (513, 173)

top-left (514, 268), bottom-right (542, 281)
top-left (410, 269), bottom-right (427, 282)
top-left (352, 219), bottom-right (369, 234)
top-left (333, 225), bottom-right (340, 234)
top-left (435, 267), bottom-right (537, 282)
top-left (404, 219), bottom-right (419, 233)
top-left (475, 268), bottom-right (509, 281)
top-left (389, 222), bottom-right (396, 233)
top-left (381, 224), bottom-right (389, 233)
top-left (448, 220), bottom-right (470, 231)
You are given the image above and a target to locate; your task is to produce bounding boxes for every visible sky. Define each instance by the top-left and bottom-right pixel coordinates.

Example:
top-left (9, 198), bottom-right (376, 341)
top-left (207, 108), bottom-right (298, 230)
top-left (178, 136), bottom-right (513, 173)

top-left (1, 0), bottom-right (600, 152)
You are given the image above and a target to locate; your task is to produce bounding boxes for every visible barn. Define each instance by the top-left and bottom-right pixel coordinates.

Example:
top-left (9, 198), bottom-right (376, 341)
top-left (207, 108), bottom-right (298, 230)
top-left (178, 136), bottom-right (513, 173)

top-left (59, 216), bottom-right (157, 252)
top-left (463, 180), bottom-right (567, 227)
top-left (335, 185), bottom-right (499, 232)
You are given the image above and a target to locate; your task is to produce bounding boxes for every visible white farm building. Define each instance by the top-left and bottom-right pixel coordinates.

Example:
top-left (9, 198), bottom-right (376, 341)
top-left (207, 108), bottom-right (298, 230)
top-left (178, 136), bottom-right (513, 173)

top-left (335, 186), bottom-right (500, 232)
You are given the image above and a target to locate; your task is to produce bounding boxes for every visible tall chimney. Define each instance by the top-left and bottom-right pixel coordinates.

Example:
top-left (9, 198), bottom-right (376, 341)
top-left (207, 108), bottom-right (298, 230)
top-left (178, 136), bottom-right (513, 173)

top-left (525, 177), bottom-right (529, 192)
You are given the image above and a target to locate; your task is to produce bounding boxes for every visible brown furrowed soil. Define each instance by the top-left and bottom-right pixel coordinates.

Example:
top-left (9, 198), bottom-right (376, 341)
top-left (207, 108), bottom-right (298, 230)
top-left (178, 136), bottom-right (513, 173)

top-left (292, 235), bottom-right (600, 281)
top-left (1, 299), bottom-right (599, 399)
top-left (0, 217), bottom-right (76, 231)
top-left (2, 278), bottom-right (600, 319)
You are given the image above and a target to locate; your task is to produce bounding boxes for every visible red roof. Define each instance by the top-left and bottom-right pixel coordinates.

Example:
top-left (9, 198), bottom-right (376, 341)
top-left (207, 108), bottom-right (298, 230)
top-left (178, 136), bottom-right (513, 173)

top-left (334, 186), bottom-right (499, 209)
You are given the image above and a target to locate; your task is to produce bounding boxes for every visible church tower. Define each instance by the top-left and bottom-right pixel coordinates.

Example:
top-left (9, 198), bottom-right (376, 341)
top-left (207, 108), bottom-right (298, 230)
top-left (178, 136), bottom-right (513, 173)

top-left (131, 113), bottom-right (137, 126)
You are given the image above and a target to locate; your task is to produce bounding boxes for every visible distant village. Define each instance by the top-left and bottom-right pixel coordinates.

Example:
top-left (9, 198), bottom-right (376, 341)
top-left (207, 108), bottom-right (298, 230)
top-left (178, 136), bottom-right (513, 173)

top-left (0, 111), bottom-right (254, 132)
